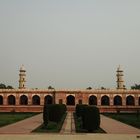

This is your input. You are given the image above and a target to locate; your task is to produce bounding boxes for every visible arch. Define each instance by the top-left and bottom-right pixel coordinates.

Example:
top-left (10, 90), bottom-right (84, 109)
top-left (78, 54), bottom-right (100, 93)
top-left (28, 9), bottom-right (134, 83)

top-left (20, 95), bottom-right (28, 105)
top-left (0, 95), bottom-right (3, 105)
top-left (66, 94), bottom-right (75, 97)
top-left (114, 95), bottom-right (122, 105)
top-left (89, 95), bottom-right (97, 105)
top-left (32, 95), bottom-right (40, 105)
top-left (8, 95), bottom-right (15, 105)
top-left (126, 95), bottom-right (135, 105)
top-left (44, 95), bottom-right (53, 104)
top-left (66, 95), bottom-right (75, 105)
top-left (101, 95), bottom-right (110, 105)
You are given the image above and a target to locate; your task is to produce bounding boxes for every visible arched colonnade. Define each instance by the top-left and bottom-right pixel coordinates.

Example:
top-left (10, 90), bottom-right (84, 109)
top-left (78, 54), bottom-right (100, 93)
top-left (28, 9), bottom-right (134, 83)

top-left (0, 93), bottom-right (139, 106)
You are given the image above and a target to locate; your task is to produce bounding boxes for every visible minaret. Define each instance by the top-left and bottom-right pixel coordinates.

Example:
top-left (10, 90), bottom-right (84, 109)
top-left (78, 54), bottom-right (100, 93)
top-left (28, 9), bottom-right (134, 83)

top-left (116, 65), bottom-right (125, 89)
top-left (19, 65), bottom-right (26, 89)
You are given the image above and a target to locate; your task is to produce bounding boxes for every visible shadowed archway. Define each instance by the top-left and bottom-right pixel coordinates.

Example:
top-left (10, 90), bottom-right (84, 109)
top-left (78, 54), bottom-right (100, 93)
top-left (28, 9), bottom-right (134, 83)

top-left (0, 95), bottom-right (3, 105)
top-left (8, 95), bottom-right (15, 105)
top-left (32, 95), bottom-right (40, 105)
top-left (66, 95), bottom-right (75, 105)
top-left (114, 95), bottom-right (122, 105)
top-left (126, 95), bottom-right (135, 105)
top-left (89, 95), bottom-right (97, 105)
top-left (44, 95), bottom-right (53, 104)
top-left (101, 95), bottom-right (110, 105)
top-left (20, 95), bottom-right (28, 105)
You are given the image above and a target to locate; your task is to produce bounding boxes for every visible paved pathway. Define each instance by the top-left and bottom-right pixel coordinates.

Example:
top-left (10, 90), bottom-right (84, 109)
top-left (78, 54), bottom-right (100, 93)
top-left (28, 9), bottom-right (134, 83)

top-left (0, 112), bottom-right (139, 135)
top-left (0, 113), bottom-right (43, 134)
top-left (60, 112), bottom-right (75, 134)
top-left (100, 114), bottom-right (140, 134)
top-left (0, 134), bottom-right (139, 140)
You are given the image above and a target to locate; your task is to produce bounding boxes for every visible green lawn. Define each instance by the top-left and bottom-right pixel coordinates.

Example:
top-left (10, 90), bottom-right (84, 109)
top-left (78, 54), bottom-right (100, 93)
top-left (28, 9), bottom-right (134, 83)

top-left (103, 113), bottom-right (140, 129)
top-left (74, 113), bottom-right (105, 133)
top-left (32, 113), bottom-right (67, 133)
top-left (0, 112), bottom-right (39, 127)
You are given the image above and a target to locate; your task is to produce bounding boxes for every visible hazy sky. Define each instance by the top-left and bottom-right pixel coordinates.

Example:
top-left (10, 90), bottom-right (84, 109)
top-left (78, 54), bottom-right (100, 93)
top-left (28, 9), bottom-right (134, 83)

top-left (0, 0), bottom-right (140, 89)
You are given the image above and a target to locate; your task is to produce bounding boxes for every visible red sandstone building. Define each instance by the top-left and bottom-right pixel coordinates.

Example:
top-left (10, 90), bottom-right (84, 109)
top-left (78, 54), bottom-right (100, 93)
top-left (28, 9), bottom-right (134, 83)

top-left (0, 65), bottom-right (140, 112)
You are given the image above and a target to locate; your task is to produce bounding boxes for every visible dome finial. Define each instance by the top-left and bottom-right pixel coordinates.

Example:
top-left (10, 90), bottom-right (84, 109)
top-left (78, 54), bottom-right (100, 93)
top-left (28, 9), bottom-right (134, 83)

top-left (20, 64), bottom-right (25, 71)
top-left (117, 65), bottom-right (122, 71)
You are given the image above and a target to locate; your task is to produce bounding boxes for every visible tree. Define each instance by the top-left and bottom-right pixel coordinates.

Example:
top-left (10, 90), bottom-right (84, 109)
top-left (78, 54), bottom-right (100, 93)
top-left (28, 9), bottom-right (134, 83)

top-left (7, 85), bottom-right (14, 89)
top-left (86, 87), bottom-right (92, 90)
top-left (101, 87), bottom-right (106, 90)
top-left (81, 106), bottom-right (100, 132)
top-left (48, 86), bottom-right (54, 90)
top-left (0, 83), bottom-right (14, 89)
top-left (131, 84), bottom-right (140, 90)
top-left (0, 83), bottom-right (6, 89)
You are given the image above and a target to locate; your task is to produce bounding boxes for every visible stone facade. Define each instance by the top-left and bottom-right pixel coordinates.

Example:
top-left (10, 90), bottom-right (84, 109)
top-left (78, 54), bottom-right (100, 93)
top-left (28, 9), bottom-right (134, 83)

top-left (0, 89), bottom-right (140, 112)
top-left (0, 66), bottom-right (139, 112)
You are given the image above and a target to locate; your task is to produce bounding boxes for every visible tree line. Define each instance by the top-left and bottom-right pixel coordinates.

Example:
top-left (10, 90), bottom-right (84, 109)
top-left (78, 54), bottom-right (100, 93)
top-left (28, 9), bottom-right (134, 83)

top-left (0, 83), bottom-right (140, 90)
top-left (0, 83), bottom-right (14, 89)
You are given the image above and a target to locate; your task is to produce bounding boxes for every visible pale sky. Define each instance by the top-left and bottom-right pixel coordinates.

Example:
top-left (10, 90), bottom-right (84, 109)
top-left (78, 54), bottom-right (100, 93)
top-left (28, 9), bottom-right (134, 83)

top-left (0, 0), bottom-right (140, 89)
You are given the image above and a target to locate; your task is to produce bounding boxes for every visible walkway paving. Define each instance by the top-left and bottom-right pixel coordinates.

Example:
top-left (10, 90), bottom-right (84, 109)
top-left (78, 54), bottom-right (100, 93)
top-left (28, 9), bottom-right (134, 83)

top-left (60, 112), bottom-right (75, 134)
top-left (0, 112), bottom-right (139, 135)
top-left (0, 113), bottom-right (43, 134)
top-left (100, 114), bottom-right (140, 134)
top-left (0, 134), bottom-right (139, 140)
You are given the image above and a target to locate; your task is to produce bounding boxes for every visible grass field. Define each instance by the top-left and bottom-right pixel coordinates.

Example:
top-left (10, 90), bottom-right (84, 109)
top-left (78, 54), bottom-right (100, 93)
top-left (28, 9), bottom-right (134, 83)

top-left (103, 113), bottom-right (140, 129)
top-left (0, 112), bottom-right (39, 127)
top-left (32, 113), bottom-right (67, 133)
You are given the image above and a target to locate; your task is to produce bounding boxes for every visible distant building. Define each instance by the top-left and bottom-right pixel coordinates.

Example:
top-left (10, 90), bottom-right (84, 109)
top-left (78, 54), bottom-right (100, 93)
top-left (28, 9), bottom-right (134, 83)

top-left (0, 65), bottom-right (139, 112)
